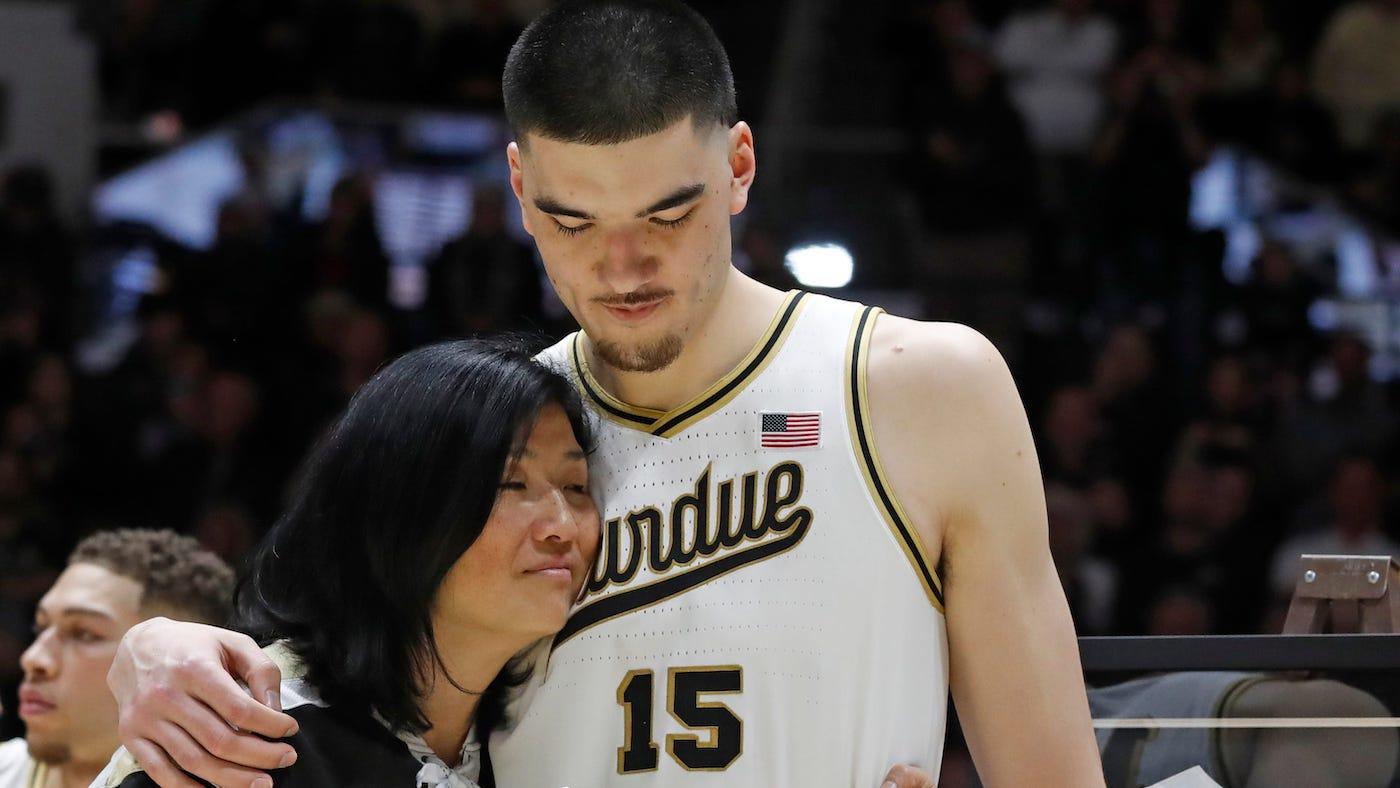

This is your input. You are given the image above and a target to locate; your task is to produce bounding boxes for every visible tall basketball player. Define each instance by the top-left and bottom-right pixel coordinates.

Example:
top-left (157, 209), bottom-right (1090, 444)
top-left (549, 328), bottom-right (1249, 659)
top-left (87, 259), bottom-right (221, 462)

top-left (105, 2), bottom-right (1103, 785)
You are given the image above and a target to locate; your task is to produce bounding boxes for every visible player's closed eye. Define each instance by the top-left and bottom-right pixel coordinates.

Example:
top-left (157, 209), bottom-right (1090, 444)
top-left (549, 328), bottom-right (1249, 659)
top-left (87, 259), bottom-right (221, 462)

top-left (550, 208), bottom-right (696, 237)
top-left (650, 208), bottom-right (696, 230)
top-left (552, 219), bottom-right (590, 237)
top-left (68, 627), bottom-right (103, 644)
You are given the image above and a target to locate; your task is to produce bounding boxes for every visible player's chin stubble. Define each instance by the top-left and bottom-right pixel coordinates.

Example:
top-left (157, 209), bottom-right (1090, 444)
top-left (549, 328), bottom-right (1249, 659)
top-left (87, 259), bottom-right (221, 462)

top-left (594, 333), bottom-right (684, 373)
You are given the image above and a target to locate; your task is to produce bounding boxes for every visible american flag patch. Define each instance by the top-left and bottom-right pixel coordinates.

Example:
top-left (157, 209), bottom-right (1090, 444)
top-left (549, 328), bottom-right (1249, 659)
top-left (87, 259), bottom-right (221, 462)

top-left (760, 412), bottom-right (821, 448)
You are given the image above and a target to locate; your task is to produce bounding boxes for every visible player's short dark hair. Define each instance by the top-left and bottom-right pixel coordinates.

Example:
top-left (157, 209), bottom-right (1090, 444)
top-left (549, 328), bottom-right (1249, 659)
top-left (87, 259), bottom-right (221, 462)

top-left (236, 337), bottom-right (594, 736)
top-left (503, 0), bottom-right (738, 145)
top-left (69, 529), bottom-right (235, 626)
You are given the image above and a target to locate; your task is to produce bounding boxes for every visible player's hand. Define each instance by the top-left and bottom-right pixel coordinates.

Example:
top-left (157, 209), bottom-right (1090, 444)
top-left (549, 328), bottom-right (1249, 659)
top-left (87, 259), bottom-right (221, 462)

top-left (881, 763), bottom-right (936, 788)
top-left (109, 617), bottom-right (299, 788)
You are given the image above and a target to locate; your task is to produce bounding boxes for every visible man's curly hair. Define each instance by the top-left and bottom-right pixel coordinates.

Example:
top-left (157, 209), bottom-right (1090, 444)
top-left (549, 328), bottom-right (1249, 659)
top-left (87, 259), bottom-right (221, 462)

top-left (69, 529), bottom-right (235, 625)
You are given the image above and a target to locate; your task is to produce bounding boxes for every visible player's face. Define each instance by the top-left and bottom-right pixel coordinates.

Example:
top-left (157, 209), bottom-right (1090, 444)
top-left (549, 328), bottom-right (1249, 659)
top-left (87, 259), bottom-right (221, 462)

top-left (508, 117), bottom-right (756, 373)
top-left (19, 563), bottom-right (144, 766)
top-left (438, 404), bottom-right (600, 642)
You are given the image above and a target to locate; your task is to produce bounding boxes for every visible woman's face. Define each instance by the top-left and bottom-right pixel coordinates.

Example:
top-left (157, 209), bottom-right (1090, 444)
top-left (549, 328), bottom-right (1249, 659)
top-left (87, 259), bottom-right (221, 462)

top-left (437, 404), bottom-right (600, 643)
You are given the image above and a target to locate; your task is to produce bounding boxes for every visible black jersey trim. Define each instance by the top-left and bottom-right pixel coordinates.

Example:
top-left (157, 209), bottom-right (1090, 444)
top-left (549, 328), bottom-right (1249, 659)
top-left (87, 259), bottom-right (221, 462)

top-left (551, 515), bottom-right (811, 650)
top-left (567, 291), bottom-right (808, 438)
top-left (846, 305), bottom-right (945, 611)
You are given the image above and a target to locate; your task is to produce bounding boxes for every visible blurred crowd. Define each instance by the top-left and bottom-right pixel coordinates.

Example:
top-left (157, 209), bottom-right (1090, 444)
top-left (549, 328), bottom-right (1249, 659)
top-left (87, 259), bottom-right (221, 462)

top-left (891, 0), bottom-right (1400, 642)
top-left (2, 0), bottom-right (1400, 736)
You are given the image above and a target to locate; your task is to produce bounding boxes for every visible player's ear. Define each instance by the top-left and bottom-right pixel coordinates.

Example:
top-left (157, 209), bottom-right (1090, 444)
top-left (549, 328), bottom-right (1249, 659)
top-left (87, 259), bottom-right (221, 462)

top-left (507, 141), bottom-right (536, 238)
top-left (727, 121), bottom-right (755, 216)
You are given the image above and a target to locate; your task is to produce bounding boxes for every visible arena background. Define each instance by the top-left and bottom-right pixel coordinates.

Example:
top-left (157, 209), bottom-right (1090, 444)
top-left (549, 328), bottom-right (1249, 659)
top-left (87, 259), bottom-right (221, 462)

top-left (1, 0), bottom-right (1398, 783)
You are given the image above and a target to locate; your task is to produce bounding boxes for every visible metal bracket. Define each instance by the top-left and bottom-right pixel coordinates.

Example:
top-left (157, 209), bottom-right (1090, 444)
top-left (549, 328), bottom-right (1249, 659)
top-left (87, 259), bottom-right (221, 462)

top-left (1284, 555), bottom-right (1400, 634)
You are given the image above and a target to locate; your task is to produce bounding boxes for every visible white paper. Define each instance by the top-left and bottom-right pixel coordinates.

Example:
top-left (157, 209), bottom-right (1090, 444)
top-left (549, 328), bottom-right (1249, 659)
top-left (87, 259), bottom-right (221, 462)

top-left (1147, 766), bottom-right (1224, 788)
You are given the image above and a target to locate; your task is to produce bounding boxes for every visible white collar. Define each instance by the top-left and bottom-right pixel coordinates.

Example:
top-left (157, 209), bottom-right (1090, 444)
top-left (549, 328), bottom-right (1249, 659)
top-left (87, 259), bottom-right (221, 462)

top-left (373, 713), bottom-right (483, 788)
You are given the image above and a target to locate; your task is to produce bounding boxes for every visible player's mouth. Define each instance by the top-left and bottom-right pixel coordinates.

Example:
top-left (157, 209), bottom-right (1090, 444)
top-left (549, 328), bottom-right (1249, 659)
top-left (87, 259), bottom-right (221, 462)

top-left (601, 296), bottom-right (668, 324)
top-left (17, 686), bottom-right (55, 718)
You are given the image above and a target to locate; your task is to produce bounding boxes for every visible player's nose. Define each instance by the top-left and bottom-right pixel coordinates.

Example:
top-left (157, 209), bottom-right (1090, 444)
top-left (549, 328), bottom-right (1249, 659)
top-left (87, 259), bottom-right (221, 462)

top-left (600, 231), bottom-right (658, 293)
top-left (19, 629), bottom-right (57, 680)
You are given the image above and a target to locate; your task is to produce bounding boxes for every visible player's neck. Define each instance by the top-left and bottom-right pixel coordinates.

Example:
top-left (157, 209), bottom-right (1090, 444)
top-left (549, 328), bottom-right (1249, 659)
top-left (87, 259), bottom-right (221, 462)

top-left (589, 272), bottom-right (788, 412)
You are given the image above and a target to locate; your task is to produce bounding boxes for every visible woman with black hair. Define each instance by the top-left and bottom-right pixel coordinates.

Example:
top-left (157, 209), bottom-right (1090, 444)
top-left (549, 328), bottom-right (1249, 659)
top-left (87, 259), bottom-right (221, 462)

top-left (99, 338), bottom-right (599, 788)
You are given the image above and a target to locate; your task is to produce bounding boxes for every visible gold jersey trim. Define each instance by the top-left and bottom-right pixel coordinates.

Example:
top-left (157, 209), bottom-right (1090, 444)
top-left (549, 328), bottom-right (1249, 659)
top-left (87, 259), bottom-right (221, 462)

top-left (569, 290), bottom-right (809, 438)
top-left (845, 305), bottom-right (945, 612)
top-left (101, 750), bottom-right (143, 788)
top-left (25, 760), bottom-right (46, 788)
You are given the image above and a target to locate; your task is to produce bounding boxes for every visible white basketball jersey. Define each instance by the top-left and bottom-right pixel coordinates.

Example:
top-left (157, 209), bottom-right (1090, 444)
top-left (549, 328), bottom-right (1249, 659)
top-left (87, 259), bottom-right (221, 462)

top-left (491, 291), bottom-right (949, 786)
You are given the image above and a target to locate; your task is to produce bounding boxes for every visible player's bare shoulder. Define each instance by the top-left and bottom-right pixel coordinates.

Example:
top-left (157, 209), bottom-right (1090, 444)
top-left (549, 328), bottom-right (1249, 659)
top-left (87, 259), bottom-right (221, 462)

top-left (865, 314), bottom-right (1030, 548)
top-left (865, 314), bottom-right (1009, 404)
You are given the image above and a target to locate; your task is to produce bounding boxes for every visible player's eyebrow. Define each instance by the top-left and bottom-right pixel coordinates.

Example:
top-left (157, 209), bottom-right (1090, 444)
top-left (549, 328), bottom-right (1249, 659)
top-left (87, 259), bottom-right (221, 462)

top-left (635, 183), bottom-right (705, 217)
top-left (38, 606), bottom-right (115, 623)
top-left (533, 183), bottom-right (706, 222)
top-left (533, 196), bottom-right (594, 220)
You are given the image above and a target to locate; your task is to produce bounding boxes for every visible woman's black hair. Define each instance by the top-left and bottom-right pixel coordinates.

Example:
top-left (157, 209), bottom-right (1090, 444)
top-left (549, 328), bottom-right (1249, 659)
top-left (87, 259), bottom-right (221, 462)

top-left (235, 336), bottom-right (593, 735)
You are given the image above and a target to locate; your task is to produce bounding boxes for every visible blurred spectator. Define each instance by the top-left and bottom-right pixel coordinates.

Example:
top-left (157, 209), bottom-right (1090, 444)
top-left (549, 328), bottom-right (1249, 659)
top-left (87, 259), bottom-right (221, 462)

top-left (1039, 384), bottom-right (1115, 487)
top-left (1211, 0), bottom-right (1280, 98)
top-left (182, 198), bottom-right (288, 364)
top-left (14, 356), bottom-right (76, 497)
top-left (426, 186), bottom-right (543, 337)
top-left (192, 500), bottom-right (256, 566)
top-left (1270, 456), bottom-right (1398, 595)
top-left (1090, 325), bottom-right (1177, 506)
top-left (430, 0), bottom-right (525, 108)
top-left (308, 0), bottom-right (428, 103)
top-left (994, 0), bottom-right (1118, 158)
top-left (1046, 483), bottom-right (1118, 634)
top-left (1172, 355), bottom-right (1264, 472)
top-left (1311, 0), bottom-right (1400, 149)
top-left (0, 302), bottom-right (43, 411)
top-left (1276, 333), bottom-right (1397, 491)
top-left (1250, 61), bottom-right (1340, 181)
top-left (142, 370), bottom-right (275, 528)
top-left (1145, 586), bottom-right (1215, 635)
top-left (1093, 40), bottom-right (1209, 308)
top-left (1221, 240), bottom-right (1321, 364)
top-left (892, 0), bottom-right (991, 118)
top-left (1085, 475), bottom-right (1136, 555)
top-left (291, 175), bottom-right (390, 313)
top-left (0, 167), bottom-right (75, 344)
top-left (1117, 461), bottom-right (1262, 632)
top-left (334, 309), bottom-right (391, 403)
top-left (1346, 110), bottom-right (1400, 232)
top-left (911, 45), bottom-right (1033, 233)
top-left (994, 0), bottom-right (1118, 302)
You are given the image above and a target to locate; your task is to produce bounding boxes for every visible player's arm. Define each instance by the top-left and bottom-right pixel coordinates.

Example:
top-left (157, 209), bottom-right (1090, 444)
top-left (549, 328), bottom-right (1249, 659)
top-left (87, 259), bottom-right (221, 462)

top-left (108, 617), bottom-right (300, 788)
top-left (868, 316), bottom-right (1104, 787)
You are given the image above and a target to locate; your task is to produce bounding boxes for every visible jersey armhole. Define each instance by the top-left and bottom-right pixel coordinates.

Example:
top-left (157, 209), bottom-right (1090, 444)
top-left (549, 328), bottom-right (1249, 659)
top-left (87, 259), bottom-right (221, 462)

top-left (843, 305), bottom-right (945, 613)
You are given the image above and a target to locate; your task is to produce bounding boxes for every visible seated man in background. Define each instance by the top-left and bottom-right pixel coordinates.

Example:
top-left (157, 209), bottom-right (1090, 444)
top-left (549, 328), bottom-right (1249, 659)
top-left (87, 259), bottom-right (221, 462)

top-left (0, 530), bottom-right (235, 788)
top-left (1094, 671), bottom-right (1398, 787)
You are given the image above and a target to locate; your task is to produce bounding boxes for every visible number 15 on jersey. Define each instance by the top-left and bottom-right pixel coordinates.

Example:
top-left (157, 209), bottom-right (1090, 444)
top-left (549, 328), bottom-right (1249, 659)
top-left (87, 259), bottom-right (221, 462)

top-left (617, 665), bottom-right (744, 773)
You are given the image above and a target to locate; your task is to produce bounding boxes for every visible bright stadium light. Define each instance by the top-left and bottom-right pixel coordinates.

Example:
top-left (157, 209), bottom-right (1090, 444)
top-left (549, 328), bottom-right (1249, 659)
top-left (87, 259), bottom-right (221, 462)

top-left (784, 242), bottom-right (854, 289)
